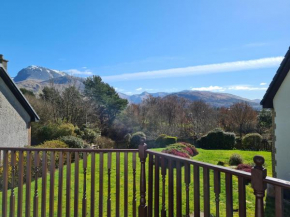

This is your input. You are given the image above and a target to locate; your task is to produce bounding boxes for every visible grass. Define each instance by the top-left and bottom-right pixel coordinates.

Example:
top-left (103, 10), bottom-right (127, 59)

top-left (0, 148), bottom-right (279, 216)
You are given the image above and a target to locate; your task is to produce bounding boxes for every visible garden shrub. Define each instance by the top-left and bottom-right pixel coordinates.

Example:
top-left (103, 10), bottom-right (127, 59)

top-left (36, 122), bottom-right (76, 142)
top-left (242, 133), bottom-right (262, 150)
top-left (197, 128), bottom-right (236, 150)
top-left (129, 132), bottom-right (146, 149)
top-left (229, 154), bottom-right (243, 166)
top-left (162, 142), bottom-right (198, 158)
top-left (236, 164), bottom-right (252, 173)
top-left (60, 136), bottom-right (85, 148)
top-left (95, 137), bottom-right (116, 149)
top-left (155, 134), bottom-right (177, 148)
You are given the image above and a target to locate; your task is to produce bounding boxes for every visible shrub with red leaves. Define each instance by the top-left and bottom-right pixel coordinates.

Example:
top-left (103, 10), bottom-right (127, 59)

top-left (162, 142), bottom-right (198, 158)
top-left (236, 164), bottom-right (252, 173)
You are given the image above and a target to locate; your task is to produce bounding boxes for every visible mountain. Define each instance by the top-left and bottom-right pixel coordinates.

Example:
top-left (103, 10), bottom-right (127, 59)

top-left (119, 91), bottom-right (261, 109)
top-left (14, 66), bottom-right (85, 93)
top-left (14, 65), bottom-right (67, 82)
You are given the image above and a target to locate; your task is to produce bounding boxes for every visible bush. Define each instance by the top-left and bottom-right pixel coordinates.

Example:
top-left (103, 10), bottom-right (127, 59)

top-left (129, 132), bottom-right (146, 149)
top-left (229, 154), bottom-right (243, 166)
top-left (36, 122), bottom-right (76, 142)
top-left (95, 137), bottom-right (116, 149)
top-left (155, 134), bottom-right (178, 148)
top-left (60, 136), bottom-right (86, 149)
top-left (236, 164), bottom-right (252, 173)
top-left (242, 133), bottom-right (263, 150)
top-left (162, 142), bottom-right (198, 158)
top-left (197, 128), bottom-right (236, 150)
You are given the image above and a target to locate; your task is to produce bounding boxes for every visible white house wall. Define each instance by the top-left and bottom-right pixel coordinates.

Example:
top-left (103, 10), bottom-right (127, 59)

top-left (273, 69), bottom-right (290, 181)
top-left (0, 77), bottom-right (31, 147)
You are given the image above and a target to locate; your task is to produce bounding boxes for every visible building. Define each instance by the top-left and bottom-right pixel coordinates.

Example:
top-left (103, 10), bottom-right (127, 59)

top-left (0, 55), bottom-right (39, 147)
top-left (261, 47), bottom-right (290, 181)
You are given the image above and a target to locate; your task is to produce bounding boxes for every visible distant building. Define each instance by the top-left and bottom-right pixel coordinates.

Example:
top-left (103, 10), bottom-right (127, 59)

top-left (0, 55), bottom-right (39, 147)
top-left (261, 47), bottom-right (290, 181)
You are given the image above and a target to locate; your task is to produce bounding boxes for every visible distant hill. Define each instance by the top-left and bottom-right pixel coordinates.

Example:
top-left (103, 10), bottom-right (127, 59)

top-left (14, 66), bottom-right (85, 93)
top-left (13, 65), bottom-right (261, 109)
top-left (118, 91), bottom-right (261, 109)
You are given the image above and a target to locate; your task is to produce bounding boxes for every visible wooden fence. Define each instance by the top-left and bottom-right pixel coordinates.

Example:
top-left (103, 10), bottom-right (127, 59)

top-left (0, 143), bottom-right (290, 216)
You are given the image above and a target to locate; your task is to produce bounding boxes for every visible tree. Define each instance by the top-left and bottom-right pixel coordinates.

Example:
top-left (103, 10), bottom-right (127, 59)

top-left (228, 102), bottom-right (257, 138)
top-left (257, 109), bottom-right (272, 134)
top-left (20, 88), bottom-right (35, 97)
top-left (84, 76), bottom-right (128, 133)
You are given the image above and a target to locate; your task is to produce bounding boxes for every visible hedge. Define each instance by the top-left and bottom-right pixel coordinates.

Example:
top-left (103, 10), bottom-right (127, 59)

top-left (242, 133), bottom-right (263, 150)
top-left (197, 128), bottom-right (236, 150)
top-left (155, 134), bottom-right (177, 148)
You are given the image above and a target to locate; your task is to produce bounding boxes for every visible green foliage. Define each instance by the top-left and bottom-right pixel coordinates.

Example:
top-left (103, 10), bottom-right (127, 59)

top-left (59, 136), bottom-right (85, 148)
top-left (242, 133), bottom-right (263, 150)
top-left (197, 128), bottom-right (236, 150)
top-left (20, 88), bottom-right (35, 96)
top-left (95, 136), bottom-right (116, 149)
top-left (258, 109), bottom-right (272, 130)
top-left (229, 154), bottom-right (243, 166)
top-left (36, 122), bottom-right (76, 142)
top-left (37, 140), bottom-right (68, 149)
top-left (155, 134), bottom-right (177, 148)
top-left (84, 76), bottom-right (128, 130)
top-left (129, 132), bottom-right (146, 149)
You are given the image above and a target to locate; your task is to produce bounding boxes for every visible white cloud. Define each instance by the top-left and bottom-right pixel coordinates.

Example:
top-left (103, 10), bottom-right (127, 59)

top-left (65, 69), bottom-right (93, 76)
top-left (102, 56), bottom-right (283, 82)
top-left (244, 42), bottom-right (268, 48)
top-left (191, 86), bottom-right (225, 91)
top-left (136, 87), bottom-right (143, 91)
top-left (228, 85), bottom-right (267, 91)
top-left (260, 82), bottom-right (267, 86)
top-left (191, 85), bottom-right (267, 92)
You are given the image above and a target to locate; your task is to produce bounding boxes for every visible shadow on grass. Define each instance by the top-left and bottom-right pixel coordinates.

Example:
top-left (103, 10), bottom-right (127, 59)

top-left (265, 195), bottom-right (290, 217)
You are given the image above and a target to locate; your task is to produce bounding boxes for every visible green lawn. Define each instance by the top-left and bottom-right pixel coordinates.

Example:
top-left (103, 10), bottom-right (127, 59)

top-left (0, 149), bottom-right (277, 216)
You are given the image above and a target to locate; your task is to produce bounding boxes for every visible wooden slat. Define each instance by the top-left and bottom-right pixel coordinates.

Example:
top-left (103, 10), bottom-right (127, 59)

top-left (41, 152), bottom-right (47, 217)
top-left (214, 170), bottom-right (221, 217)
top-left (194, 165), bottom-right (200, 217)
top-left (154, 155), bottom-right (160, 217)
top-left (66, 152), bottom-right (71, 217)
top-left (82, 153), bottom-right (87, 217)
top-left (116, 152), bottom-right (120, 217)
top-left (99, 153), bottom-right (104, 217)
top-left (148, 154), bottom-right (154, 217)
top-left (176, 161), bottom-right (182, 217)
top-left (168, 159), bottom-right (174, 217)
top-left (124, 152), bottom-right (128, 217)
top-left (18, 151), bottom-right (24, 217)
top-left (132, 152), bottom-right (137, 217)
top-left (57, 152), bottom-right (64, 217)
top-left (90, 153), bottom-right (95, 217)
top-left (238, 177), bottom-right (246, 217)
top-left (74, 153), bottom-right (79, 217)
top-left (203, 167), bottom-right (210, 217)
top-left (33, 151), bottom-right (40, 217)
top-left (107, 152), bottom-right (112, 217)
top-left (225, 173), bottom-right (233, 217)
top-left (49, 152), bottom-right (55, 217)
top-left (275, 186), bottom-right (284, 217)
top-left (185, 163), bottom-right (191, 217)
top-left (26, 151), bottom-right (32, 217)
top-left (161, 157), bottom-right (167, 217)
top-left (10, 151), bottom-right (16, 217)
top-left (2, 150), bottom-right (8, 217)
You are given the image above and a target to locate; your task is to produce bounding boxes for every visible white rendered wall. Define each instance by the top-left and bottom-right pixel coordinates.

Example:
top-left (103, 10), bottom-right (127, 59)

top-left (273, 69), bottom-right (290, 181)
top-left (0, 77), bottom-right (31, 147)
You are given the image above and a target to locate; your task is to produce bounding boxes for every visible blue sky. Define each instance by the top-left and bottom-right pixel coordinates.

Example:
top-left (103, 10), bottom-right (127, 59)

top-left (1, 0), bottom-right (290, 99)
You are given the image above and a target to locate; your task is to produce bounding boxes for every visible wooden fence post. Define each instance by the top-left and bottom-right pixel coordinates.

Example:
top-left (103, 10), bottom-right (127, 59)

top-left (251, 155), bottom-right (267, 217)
top-left (138, 139), bottom-right (148, 217)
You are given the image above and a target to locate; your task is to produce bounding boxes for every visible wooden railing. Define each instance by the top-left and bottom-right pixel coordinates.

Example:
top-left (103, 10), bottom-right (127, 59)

top-left (1, 144), bottom-right (290, 216)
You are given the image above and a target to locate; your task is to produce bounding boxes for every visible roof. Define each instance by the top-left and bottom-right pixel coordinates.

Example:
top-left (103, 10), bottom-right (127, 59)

top-left (0, 65), bottom-right (40, 122)
top-left (261, 47), bottom-right (290, 108)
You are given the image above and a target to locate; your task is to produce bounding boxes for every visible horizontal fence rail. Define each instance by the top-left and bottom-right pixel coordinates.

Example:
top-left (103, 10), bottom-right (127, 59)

top-left (1, 144), bottom-right (290, 217)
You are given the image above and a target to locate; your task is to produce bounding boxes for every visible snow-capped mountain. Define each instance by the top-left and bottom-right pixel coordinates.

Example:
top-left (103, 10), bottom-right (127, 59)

top-left (14, 65), bottom-right (67, 82)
